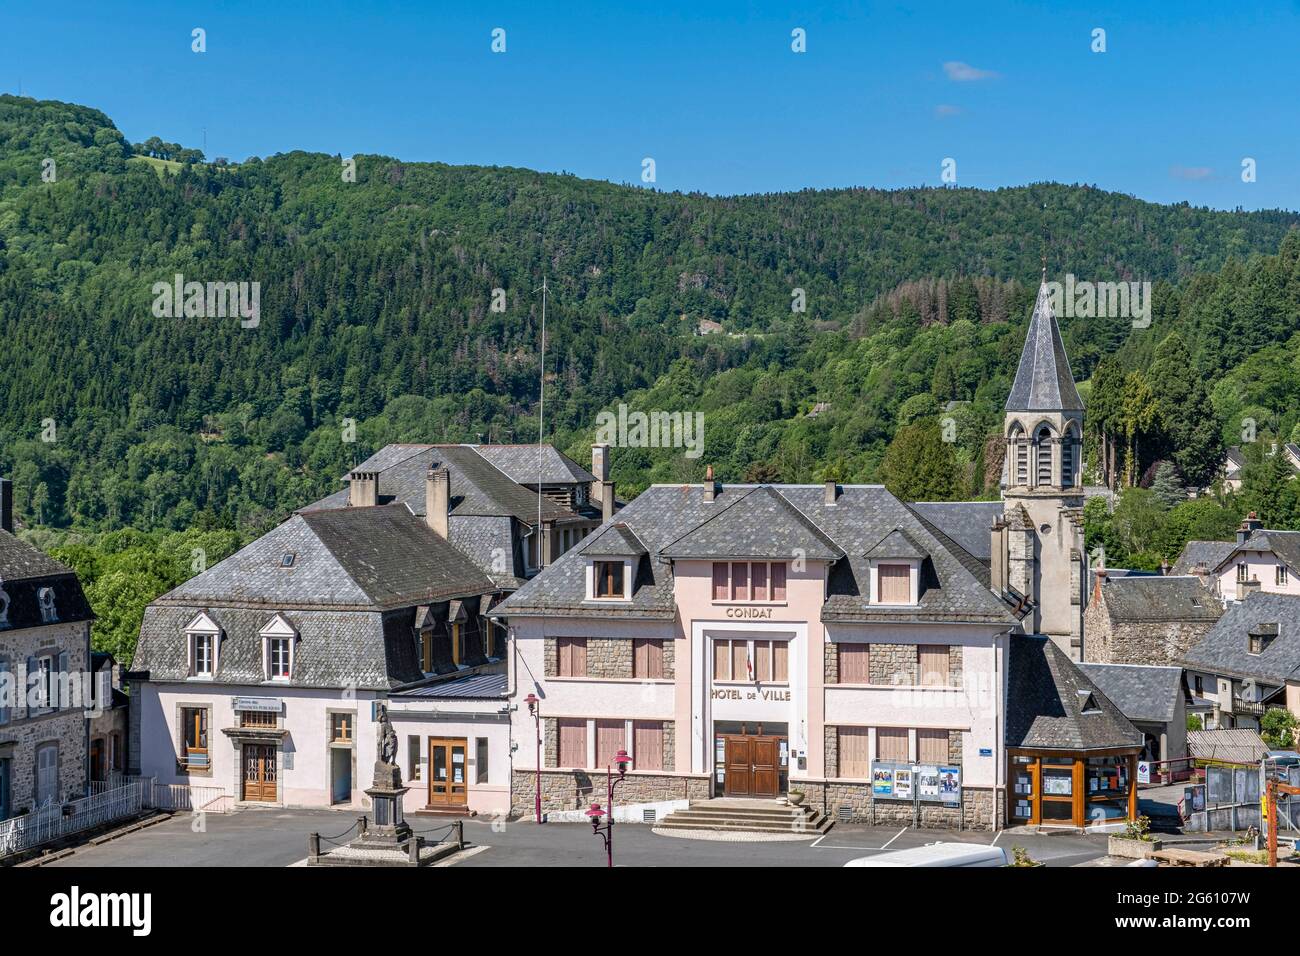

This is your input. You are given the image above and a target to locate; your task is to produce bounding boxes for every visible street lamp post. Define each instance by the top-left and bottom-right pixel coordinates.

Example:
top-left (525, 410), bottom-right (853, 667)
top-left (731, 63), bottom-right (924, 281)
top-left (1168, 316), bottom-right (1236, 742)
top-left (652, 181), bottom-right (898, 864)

top-left (586, 749), bottom-right (630, 867)
top-left (524, 693), bottom-right (542, 823)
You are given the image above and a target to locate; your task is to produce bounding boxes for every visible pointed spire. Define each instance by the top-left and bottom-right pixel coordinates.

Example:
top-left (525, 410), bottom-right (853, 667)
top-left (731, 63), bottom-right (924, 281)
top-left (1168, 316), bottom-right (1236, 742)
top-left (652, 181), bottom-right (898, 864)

top-left (1005, 277), bottom-right (1084, 413)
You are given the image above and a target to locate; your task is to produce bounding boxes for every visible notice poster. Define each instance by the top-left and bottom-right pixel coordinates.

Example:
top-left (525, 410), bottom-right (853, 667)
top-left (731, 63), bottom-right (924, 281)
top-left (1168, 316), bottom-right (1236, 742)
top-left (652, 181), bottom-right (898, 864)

top-left (938, 766), bottom-right (961, 805)
top-left (894, 768), bottom-right (913, 799)
top-left (917, 765), bottom-right (941, 801)
top-left (872, 764), bottom-right (895, 797)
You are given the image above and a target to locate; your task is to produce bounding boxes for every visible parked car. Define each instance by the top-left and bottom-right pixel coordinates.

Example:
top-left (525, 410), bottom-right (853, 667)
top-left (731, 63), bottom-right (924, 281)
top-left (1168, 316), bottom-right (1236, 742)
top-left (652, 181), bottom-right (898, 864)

top-left (843, 842), bottom-right (1009, 867)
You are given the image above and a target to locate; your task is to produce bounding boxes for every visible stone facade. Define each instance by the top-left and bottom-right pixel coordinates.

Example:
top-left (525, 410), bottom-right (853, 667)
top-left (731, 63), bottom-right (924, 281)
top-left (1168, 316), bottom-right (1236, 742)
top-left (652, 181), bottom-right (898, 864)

top-left (869, 644), bottom-right (917, 685)
top-left (824, 642), bottom-right (838, 684)
top-left (0, 620), bottom-right (92, 814)
top-left (823, 725), bottom-right (837, 778)
top-left (544, 636), bottom-right (675, 680)
top-left (948, 645), bottom-right (963, 687)
top-left (795, 778), bottom-right (999, 830)
top-left (512, 768), bottom-right (711, 815)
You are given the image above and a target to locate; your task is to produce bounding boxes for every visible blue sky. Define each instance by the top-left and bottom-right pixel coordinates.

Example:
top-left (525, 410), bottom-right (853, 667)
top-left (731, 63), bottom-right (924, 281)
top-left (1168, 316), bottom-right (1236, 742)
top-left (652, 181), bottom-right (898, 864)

top-left (3, 1), bottom-right (1298, 209)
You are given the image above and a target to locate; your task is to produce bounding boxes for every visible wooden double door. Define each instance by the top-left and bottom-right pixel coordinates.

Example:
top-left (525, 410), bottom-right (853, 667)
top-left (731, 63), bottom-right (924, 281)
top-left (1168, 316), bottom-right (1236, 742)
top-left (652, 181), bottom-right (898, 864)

top-left (723, 735), bottom-right (782, 797)
top-left (428, 737), bottom-right (468, 807)
top-left (242, 744), bottom-right (278, 802)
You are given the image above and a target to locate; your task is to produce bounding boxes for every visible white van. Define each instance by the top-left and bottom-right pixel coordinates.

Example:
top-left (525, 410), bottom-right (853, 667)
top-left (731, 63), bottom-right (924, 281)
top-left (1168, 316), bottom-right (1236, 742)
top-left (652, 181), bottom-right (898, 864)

top-left (843, 842), bottom-right (1009, 867)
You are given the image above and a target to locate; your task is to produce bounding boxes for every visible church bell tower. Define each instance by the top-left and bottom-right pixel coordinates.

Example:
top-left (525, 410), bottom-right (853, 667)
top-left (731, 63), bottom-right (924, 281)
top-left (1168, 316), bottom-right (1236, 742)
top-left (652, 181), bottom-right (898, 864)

top-left (1001, 271), bottom-right (1087, 657)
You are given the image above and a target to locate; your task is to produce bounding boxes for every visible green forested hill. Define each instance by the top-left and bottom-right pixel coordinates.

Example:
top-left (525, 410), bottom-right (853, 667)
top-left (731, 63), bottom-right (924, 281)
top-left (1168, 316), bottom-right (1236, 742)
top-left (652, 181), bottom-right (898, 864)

top-left (2, 93), bottom-right (1299, 537)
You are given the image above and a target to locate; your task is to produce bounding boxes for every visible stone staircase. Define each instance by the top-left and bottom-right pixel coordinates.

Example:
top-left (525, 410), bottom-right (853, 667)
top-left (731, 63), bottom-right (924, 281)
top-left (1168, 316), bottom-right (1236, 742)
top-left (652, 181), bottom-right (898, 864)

top-left (657, 798), bottom-right (833, 835)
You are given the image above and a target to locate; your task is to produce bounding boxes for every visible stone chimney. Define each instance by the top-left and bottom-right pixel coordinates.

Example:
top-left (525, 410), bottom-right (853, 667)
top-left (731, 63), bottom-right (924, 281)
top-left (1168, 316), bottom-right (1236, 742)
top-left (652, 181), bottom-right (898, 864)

top-left (1093, 568), bottom-right (1108, 603)
top-left (348, 470), bottom-right (379, 508)
top-left (823, 480), bottom-right (838, 505)
top-left (1237, 511), bottom-right (1263, 545)
top-left (990, 518), bottom-right (1008, 595)
top-left (1239, 578), bottom-right (1261, 599)
top-left (426, 468), bottom-right (450, 538)
top-left (703, 465), bottom-right (716, 503)
top-left (591, 443), bottom-right (614, 521)
top-left (0, 477), bottom-right (11, 533)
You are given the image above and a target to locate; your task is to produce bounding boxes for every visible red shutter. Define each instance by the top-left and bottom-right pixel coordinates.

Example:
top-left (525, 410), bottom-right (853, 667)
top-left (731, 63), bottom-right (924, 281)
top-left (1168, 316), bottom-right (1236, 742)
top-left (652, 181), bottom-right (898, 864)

top-left (712, 562), bottom-right (728, 600)
top-left (731, 562), bottom-right (749, 601)
top-left (752, 562), bottom-right (768, 601)
top-left (771, 562), bottom-right (787, 600)
top-left (633, 721), bottom-right (664, 771)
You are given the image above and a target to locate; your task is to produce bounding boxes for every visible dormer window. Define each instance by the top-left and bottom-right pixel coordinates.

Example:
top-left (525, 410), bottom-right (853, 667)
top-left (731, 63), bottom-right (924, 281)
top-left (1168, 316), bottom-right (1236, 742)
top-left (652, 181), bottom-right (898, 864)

top-left (1078, 690), bottom-right (1101, 714)
top-left (36, 587), bottom-right (57, 623)
top-left (259, 613), bottom-right (297, 682)
top-left (184, 611), bottom-right (222, 679)
top-left (594, 560), bottom-right (625, 599)
top-left (877, 564), bottom-right (911, 603)
top-left (1277, 565), bottom-right (1288, 587)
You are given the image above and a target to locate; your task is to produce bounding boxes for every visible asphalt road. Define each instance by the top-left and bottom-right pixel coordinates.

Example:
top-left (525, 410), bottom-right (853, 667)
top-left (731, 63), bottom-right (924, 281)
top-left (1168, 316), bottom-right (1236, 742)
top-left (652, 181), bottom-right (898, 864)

top-left (47, 808), bottom-right (1111, 868)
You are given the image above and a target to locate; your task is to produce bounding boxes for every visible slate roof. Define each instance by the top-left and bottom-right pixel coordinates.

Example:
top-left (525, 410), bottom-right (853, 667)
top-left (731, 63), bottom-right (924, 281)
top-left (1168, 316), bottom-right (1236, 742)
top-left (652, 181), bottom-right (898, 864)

top-left (1171, 540), bottom-right (1237, 577)
top-left (1077, 663), bottom-right (1184, 724)
top-left (1181, 592), bottom-right (1300, 684)
top-left (494, 484), bottom-right (1020, 626)
top-left (1093, 575), bottom-right (1223, 624)
top-left (1005, 281), bottom-right (1085, 413)
top-left (307, 444), bottom-right (577, 526)
top-left (578, 523), bottom-right (648, 557)
top-left (1218, 530), bottom-right (1300, 575)
top-left (472, 445), bottom-right (595, 485)
top-left (864, 528), bottom-right (928, 561)
top-left (659, 486), bottom-right (844, 562)
top-left (392, 671), bottom-right (508, 700)
top-left (907, 501), bottom-right (1002, 561)
top-left (1006, 633), bottom-right (1143, 751)
top-left (0, 529), bottom-right (93, 628)
top-left (155, 504), bottom-right (495, 612)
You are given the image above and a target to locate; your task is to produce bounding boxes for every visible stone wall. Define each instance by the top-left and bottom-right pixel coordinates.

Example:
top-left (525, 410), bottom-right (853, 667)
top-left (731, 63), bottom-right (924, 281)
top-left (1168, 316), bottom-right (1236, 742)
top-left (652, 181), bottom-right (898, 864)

top-left (948, 729), bottom-right (963, 763)
top-left (824, 642), bottom-right (838, 684)
top-left (795, 779), bottom-right (999, 830)
top-left (511, 768), bottom-right (711, 815)
top-left (1084, 595), bottom-right (1218, 666)
top-left (869, 644), bottom-right (917, 685)
top-left (824, 725), bottom-right (837, 778)
top-left (544, 637), bottom-right (675, 679)
top-left (948, 646), bottom-right (963, 687)
top-left (0, 620), bottom-right (91, 811)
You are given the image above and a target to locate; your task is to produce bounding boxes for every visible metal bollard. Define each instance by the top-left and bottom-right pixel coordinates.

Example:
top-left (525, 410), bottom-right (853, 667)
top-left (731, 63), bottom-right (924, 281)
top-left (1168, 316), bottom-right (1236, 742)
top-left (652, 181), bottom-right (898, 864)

top-left (455, 819), bottom-right (464, 849)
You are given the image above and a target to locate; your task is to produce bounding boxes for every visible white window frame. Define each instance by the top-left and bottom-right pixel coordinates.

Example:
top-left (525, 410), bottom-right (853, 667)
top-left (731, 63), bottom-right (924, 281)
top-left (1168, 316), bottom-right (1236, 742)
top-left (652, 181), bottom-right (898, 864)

top-left (259, 613), bottom-right (297, 683)
top-left (869, 559), bottom-right (920, 606)
top-left (184, 611), bottom-right (222, 680)
top-left (587, 559), bottom-right (632, 602)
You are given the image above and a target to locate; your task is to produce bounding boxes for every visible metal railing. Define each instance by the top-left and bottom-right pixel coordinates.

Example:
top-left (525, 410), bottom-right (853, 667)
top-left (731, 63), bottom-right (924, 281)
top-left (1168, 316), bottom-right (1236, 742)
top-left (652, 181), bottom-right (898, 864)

top-left (0, 780), bottom-right (144, 858)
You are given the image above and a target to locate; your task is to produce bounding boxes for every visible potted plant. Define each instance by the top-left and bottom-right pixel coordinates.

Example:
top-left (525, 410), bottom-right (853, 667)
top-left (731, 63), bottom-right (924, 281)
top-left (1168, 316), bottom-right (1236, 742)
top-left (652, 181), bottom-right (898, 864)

top-left (787, 788), bottom-right (806, 807)
top-left (1108, 815), bottom-right (1162, 859)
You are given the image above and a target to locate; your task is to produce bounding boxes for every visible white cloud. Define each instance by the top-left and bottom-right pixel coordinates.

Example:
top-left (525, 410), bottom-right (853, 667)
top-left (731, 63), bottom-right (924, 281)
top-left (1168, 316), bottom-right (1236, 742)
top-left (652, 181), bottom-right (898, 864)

top-left (1169, 165), bottom-right (1213, 180)
top-left (943, 61), bottom-right (999, 82)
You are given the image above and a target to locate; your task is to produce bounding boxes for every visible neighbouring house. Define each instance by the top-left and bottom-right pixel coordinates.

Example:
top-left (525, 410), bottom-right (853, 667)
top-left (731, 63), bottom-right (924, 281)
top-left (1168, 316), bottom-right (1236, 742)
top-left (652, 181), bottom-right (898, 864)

top-left (130, 443), bottom-right (604, 817)
top-left (1077, 662), bottom-right (1190, 764)
top-left (696, 318), bottom-right (724, 335)
top-left (1006, 635), bottom-right (1143, 828)
top-left (1180, 591), bottom-right (1300, 732)
top-left (0, 481), bottom-right (96, 820)
top-left (1082, 572), bottom-right (1222, 665)
top-left (1174, 514), bottom-right (1300, 605)
top-left (1218, 444), bottom-right (1300, 493)
top-left (88, 652), bottom-right (129, 785)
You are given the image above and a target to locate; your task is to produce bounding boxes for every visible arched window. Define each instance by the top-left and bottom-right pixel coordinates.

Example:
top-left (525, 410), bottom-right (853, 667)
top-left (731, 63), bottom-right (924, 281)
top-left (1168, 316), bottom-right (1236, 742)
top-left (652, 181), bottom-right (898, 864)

top-left (1035, 425), bottom-right (1054, 486)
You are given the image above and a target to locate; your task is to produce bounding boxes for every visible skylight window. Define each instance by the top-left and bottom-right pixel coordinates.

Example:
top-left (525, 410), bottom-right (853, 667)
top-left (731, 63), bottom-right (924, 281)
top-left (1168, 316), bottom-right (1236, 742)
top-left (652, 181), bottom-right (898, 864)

top-left (281, 553), bottom-right (296, 568)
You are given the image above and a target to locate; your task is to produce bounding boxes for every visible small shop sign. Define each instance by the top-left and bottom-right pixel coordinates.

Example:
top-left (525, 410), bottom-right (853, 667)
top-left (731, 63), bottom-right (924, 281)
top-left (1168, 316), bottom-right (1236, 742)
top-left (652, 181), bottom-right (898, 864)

top-left (232, 696), bottom-right (280, 713)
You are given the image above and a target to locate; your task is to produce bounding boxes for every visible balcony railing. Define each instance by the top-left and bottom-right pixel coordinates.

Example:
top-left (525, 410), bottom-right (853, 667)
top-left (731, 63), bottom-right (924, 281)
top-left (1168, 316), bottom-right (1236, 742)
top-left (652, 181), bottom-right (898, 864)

top-left (1232, 696), bottom-right (1268, 717)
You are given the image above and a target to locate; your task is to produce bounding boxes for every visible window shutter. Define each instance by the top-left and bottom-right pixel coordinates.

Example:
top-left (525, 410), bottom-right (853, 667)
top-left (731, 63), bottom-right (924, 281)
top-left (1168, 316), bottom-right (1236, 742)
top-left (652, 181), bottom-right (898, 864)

top-left (731, 562), bottom-right (749, 601)
top-left (186, 634), bottom-right (194, 676)
top-left (877, 727), bottom-right (910, 762)
top-left (56, 652), bottom-right (69, 709)
top-left (879, 564), bottom-right (911, 603)
top-left (773, 641), bottom-right (788, 682)
top-left (633, 721), bottom-right (664, 771)
top-left (771, 563), bottom-right (787, 600)
top-left (712, 562), bottom-right (728, 600)
top-left (837, 727), bottom-right (870, 778)
top-left (839, 643), bottom-right (870, 684)
top-left (25, 656), bottom-right (36, 716)
top-left (919, 645), bottom-right (949, 685)
top-left (918, 729), bottom-right (949, 765)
